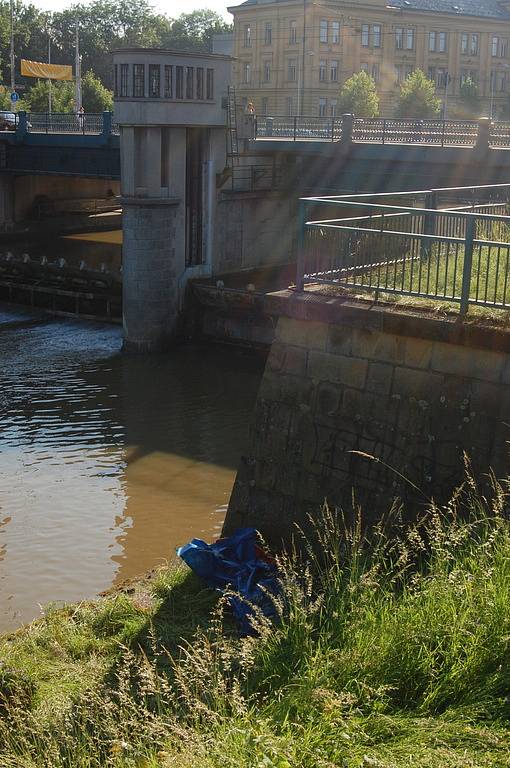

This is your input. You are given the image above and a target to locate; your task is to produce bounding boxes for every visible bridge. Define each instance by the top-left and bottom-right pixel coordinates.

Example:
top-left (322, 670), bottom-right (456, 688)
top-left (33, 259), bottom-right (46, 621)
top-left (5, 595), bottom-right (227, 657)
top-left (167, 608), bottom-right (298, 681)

top-left (0, 111), bottom-right (120, 179)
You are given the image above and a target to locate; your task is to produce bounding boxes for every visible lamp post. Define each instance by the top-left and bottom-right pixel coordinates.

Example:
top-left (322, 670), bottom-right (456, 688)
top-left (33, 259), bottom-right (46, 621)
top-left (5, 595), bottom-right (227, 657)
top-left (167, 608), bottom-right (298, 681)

top-left (47, 16), bottom-right (52, 115)
top-left (9, 0), bottom-right (15, 96)
top-left (297, 51), bottom-right (314, 116)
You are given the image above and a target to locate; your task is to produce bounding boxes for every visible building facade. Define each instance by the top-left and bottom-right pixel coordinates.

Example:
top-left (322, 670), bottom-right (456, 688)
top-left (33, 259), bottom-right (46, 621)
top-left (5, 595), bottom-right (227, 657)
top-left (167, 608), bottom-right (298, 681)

top-left (228, 0), bottom-right (510, 118)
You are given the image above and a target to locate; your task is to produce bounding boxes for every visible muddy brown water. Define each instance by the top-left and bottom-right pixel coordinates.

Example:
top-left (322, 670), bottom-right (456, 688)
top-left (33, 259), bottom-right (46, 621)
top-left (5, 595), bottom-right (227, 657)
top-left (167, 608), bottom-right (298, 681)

top-left (0, 305), bottom-right (264, 633)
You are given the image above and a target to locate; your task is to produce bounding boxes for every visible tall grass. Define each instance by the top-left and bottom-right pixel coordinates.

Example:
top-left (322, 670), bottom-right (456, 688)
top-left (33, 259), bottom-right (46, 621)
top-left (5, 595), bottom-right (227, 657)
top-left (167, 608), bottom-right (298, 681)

top-left (2, 473), bottom-right (510, 767)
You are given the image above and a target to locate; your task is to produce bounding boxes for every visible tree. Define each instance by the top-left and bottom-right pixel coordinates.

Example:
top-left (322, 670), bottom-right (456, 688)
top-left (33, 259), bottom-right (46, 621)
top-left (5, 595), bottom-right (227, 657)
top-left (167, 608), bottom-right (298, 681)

top-left (82, 70), bottom-right (113, 111)
top-left (337, 71), bottom-right (379, 118)
top-left (162, 10), bottom-right (232, 52)
top-left (457, 77), bottom-right (482, 118)
top-left (396, 69), bottom-right (441, 118)
top-left (20, 78), bottom-right (74, 111)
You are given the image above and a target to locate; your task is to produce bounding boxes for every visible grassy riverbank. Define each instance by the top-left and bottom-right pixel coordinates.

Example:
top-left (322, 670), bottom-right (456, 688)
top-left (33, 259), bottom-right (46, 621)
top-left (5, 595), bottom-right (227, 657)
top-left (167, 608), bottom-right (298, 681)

top-left (2, 477), bottom-right (510, 767)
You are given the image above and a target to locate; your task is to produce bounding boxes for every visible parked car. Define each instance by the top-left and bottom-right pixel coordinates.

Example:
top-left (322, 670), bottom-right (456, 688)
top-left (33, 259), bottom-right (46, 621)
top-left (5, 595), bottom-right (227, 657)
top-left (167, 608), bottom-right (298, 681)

top-left (0, 111), bottom-right (17, 131)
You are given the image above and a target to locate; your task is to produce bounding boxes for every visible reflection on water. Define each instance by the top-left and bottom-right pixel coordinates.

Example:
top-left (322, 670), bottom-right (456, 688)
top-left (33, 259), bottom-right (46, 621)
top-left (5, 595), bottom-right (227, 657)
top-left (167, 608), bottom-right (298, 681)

top-left (0, 306), bottom-right (263, 632)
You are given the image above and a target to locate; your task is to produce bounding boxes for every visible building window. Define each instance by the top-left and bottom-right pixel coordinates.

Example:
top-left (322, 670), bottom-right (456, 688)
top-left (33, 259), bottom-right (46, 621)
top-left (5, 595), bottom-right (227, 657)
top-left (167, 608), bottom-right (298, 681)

top-left (320, 19), bottom-right (328, 43)
top-left (332, 21), bottom-right (340, 44)
top-left (264, 61), bottom-right (271, 82)
top-left (243, 62), bottom-right (251, 84)
top-left (196, 67), bottom-right (204, 99)
top-left (206, 68), bottom-right (214, 99)
top-left (361, 24), bottom-right (369, 47)
top-left (461, 68), bottom-right (478, 85)
top-left (264, 22), bottom-right (272, 45)
top-left (319, 59), bottom-right (326, 81)
top-left (429, 31), bottom-right (447, 53)
top-left (176, 66), bottom-right (183, 99)
top-left (288, 59), bottom-right (297, 81)
top-left (493, 70), bottom-right (508, 92)
top-left (461, 32), bottom-right (468, 53)
top-left (319, 97), bottom-right (327, 117)
top-left (471, 33), bottom-right (479, 55)
top-left (373, 24), bottom-right (381, 48)
top-left (114, 65), bottom-right (118, 96)
top-left (164, 65), bottom-right (173, 98)
top-left (287, 96), bottom-right (294, 116)
top-left (461, 32), bottom-right (478, 55)
top-left (396, 27), bottom-right (414, 50)
top-left (290, 19), bottom-right (297, 44)
top-left (261, 96), bottom-right (268, 115)
top-left (492, 36), bottom-right (508, 57)
top-left (330, 98), bottom-right (337, 116)
top-left (149, 64), bottom-right (160, 98)
top-left (330, 59), bottom-right (338, 81)
top-left (372, 63), bottom-right (379, 82)
top-left (120, 63), bottom-right (128, 96)
top-left (133, 64), bottom-right (144, 97)
top-left (186, 66), bottom-right (194, 99)
top-left (244, 24), bottom-right (252, 47)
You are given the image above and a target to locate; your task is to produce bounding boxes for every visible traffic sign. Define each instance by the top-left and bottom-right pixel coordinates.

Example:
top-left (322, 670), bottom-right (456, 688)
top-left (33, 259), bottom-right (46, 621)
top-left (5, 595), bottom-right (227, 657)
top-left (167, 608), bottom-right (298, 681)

top-left (10, 92), bottom-right (19, 102)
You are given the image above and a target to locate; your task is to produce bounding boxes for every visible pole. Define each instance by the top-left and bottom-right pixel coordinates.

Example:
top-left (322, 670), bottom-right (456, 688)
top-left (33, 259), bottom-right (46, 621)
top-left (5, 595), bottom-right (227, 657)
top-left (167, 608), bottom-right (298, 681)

top-left (299, 0), bottom-right (306, 116)
top-left (75, 22), bottom-right (81, 114)
top-left (10, 0), bottom-right (15, 96)
top-left (48, 24), bottom-right (52, 115)
top-left (443, 72), bottom-right (449, 119)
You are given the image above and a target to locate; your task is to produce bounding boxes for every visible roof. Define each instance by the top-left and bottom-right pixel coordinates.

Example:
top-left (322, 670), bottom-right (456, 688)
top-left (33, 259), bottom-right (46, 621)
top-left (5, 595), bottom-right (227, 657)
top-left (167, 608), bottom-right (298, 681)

top-left (229, 0), bottom-right (510, 19)
top-left (110, 48), bottom-right (232, 60)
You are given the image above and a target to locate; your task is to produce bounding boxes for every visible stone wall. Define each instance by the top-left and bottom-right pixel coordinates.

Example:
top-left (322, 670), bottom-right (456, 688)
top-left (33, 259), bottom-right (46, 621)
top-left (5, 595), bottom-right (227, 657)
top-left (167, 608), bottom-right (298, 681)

top-left (122, 200), bottom-right (179, 352)
top-left (215, 191), bottom-right (297, 274)
top-left (224, 291), bottom-right (510, 545)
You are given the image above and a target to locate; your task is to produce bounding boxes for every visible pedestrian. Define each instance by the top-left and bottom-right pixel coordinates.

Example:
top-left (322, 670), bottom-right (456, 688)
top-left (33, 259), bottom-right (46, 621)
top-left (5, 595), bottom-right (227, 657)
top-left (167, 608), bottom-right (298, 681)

top-left (78, 105), bottom-right (85, 132)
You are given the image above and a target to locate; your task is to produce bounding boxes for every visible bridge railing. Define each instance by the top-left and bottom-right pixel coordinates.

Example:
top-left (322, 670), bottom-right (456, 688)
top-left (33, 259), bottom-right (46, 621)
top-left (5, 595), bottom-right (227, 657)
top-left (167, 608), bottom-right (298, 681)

top-left (20, 112), bottom-right (119, 136)
top-left (255, 114), bottom-right (510, 148)
top-left (296, 183), bottom-right (510, 315)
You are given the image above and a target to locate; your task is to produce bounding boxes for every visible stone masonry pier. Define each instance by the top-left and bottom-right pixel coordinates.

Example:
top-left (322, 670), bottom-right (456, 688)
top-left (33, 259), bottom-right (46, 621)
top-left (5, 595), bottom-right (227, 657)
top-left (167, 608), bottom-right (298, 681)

top-left (224, 291), bottom-right (510, 545)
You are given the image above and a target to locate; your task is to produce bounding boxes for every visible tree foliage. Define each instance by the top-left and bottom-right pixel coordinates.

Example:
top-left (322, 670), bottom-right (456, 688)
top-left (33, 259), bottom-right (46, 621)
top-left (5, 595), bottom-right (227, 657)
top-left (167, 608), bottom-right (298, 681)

top-left (396, 69), bottom-right (441, 118)
top-left (337, 71), bottom-right (379, 118)
top-left (457, 77), bottom-right (482, 118)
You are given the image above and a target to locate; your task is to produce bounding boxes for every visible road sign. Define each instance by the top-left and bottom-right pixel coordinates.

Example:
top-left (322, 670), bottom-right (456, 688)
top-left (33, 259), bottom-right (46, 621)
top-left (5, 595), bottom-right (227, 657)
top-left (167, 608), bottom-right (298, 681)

top-left (10, 92), bottom-right (19, 102)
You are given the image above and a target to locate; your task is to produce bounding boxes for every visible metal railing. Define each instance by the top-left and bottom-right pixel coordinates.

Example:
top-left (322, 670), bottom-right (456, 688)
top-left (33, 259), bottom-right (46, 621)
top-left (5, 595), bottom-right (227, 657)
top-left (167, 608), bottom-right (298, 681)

top-left (296, 183), bottom-right (510, 314)
top-left (352, 117), bottom-right (479, 146)
top-left (255, 114), bottom-right (510, 148)
top-left (27, 112), bottom-right (106, 134)
top-left (229, 162), bottom-right (282, 192)
top-left (256, 115), bottom-right (341, 141)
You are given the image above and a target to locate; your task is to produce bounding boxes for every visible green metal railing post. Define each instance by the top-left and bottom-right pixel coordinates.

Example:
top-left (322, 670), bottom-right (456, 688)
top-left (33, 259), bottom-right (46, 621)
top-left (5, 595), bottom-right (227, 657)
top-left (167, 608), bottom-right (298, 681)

top-left (421, 190), bottom-right (437, 261)
top-left (296, 199), bottom-right (306, 291)
top-left (460, 215), bottom-right (475, 314)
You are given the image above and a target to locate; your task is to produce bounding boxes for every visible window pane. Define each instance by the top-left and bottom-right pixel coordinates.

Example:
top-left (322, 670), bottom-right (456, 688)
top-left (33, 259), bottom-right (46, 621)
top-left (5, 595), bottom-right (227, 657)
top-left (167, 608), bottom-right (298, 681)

top-left (395, 28), bottom-right (403, 49)
top-left (332, 21), bottom-right (340, 43)
top-left (244, 25), bottom-right (251, 47)
top-left (461, 32), bottom-right (468, 53)
top-left (164, 66), bottom-right (173, 98)
top-left (406, 29), bottom-right (414, 49)
top-left (206, 68), bottom-right (214, 98)
top-left (133, 64), bottom-right (144, 97)
top-left (439, 32), bottom-right (446, 52)
top-left (471, 34), bottom-right (478, 55)
top-left (429, 31), bottom-right (436, 51)
top-left (361, 24), bottom-right (369, 47)
top-left (176, 66), bottom-right (183, 99)
top-left (186, 66), bottom-right (194, 98)
top-left (120, 64), bottom-right (128, 96)
top-left (149, 64), bottom-right (160, 98)
top-left (196, 67), bottom-right (204, 99)
top-left (373, 24), bottom-right (381, 47)
top-left (265, 22), bottom-right (272, 45)
top-left (320, 19), bottom-right (328, 43)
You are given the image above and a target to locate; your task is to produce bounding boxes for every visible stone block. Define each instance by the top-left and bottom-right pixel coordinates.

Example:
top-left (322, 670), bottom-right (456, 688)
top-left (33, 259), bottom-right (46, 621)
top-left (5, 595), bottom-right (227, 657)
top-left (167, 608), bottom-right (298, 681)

top-left (277, 317), bottom-right (328, 351)
top-left (351, 329), bottom-right (406, 365)
top-left (267, 341), bottom-right (286, 372)
top-left (404, 337), bottom-right (433, 369)
top-left (500, 357), bottom-right (510, 385)
top-left (431, 341), bottom-right (504, 384)
top-left (367, 362), bottom-right (394, 396)
top-left (308, 350), bottom-right (368, 390)
top-left (392, 366), bottom-right (443, 403)
top-left (327, 325), bottom-right (352, 356)
top-left (282, 345), bottom-right (308, 376)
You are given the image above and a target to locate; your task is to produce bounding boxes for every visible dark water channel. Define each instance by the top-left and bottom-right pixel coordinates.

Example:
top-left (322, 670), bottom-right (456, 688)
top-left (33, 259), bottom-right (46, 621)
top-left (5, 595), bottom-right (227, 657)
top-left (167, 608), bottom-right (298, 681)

top-left (0, 305), bottom-right (264, 633)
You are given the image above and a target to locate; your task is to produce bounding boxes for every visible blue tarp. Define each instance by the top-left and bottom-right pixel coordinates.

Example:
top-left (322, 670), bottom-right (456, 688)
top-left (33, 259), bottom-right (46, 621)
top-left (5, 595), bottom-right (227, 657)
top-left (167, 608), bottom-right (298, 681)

top-left (177, 527), bottom-right (279, 635)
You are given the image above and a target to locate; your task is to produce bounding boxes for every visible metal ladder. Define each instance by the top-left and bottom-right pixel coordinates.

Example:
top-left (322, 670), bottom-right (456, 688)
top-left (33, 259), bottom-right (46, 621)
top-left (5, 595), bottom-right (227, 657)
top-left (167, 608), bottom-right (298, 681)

top-left (227, 86), bottom-right (239, 165)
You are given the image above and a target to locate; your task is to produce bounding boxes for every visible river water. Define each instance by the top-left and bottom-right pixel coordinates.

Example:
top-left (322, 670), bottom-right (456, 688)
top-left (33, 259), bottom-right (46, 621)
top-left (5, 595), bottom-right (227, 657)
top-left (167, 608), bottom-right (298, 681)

top-left (0, 305), bottom-right (263, 633)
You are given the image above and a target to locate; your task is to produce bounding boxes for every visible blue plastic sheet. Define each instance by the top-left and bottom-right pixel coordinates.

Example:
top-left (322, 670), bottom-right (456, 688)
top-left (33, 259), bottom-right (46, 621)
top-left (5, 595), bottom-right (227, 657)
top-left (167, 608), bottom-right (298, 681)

top-left (177, 527), bottom-right (279, 635)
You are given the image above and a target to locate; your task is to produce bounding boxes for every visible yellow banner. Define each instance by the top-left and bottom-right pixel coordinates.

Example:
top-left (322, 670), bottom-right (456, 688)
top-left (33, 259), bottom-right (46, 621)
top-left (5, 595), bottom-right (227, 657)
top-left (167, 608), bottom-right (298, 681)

top-left (21, 60), bottom-right (73, 81)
